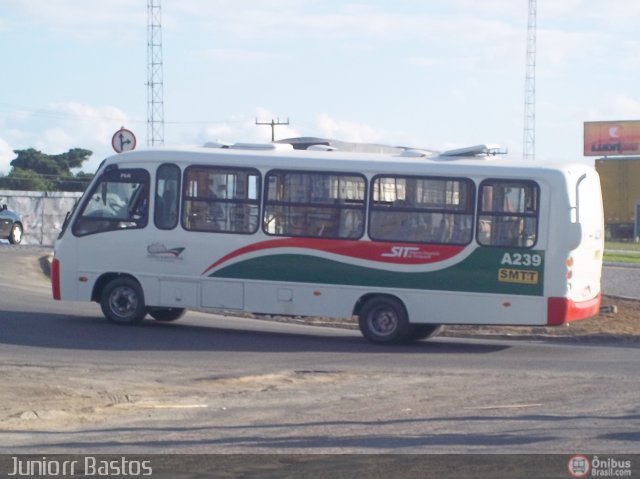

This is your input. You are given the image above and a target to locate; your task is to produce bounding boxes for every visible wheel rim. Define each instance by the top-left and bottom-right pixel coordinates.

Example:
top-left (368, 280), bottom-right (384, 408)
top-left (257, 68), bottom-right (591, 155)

top-left (11, 225), bottom-right (22, 243)
top-left (369, 306), bottom-right (399, 336)
top-left (109, 286), bottom-right (139, 319)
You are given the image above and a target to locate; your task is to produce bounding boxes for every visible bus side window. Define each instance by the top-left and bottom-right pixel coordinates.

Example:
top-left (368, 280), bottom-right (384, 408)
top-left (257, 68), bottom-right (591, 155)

top-left (477, 180), bottom-right (539, 248)
top-left (369, 175), bottom-right (474, 245)
top-left (263, 170), bottom-right (366, 240)
top-left (155, 164), bottom-right (181, 230)
top-left (182, 166), bottom-right (260, 234)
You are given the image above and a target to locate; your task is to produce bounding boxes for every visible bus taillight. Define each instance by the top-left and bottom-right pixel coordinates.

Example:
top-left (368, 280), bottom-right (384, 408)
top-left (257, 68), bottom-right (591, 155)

top-left (565, 255), bottom-right (574, 279)
top-left (51, 258), bottom-right (61, 300)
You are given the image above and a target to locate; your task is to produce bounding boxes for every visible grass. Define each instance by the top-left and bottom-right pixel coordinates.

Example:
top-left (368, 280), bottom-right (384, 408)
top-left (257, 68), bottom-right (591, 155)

top-left (604, 241), bottom-right (640, 263)
top-left (604, 252), bottom-right (640, 263)
top-left (605, 241), bottom-right (640, 252)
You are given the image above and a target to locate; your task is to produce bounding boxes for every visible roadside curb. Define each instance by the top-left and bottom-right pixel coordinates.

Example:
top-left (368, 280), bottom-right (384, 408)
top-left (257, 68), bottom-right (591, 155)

top-left (441, 329), bottom-right (640, 345)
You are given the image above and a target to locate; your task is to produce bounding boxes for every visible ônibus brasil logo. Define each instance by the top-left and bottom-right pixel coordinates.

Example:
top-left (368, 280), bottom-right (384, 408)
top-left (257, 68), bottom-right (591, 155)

top-left (568, 455), bottom-right (590, 478)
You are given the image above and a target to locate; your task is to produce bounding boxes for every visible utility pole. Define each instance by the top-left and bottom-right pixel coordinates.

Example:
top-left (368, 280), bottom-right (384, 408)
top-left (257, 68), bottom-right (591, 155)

top-left (147, 0), bottom-right (164, 146)
top-left (255, 117), bottom-right (290, 142)
top-left (523, 0), bottom-right (537, 161)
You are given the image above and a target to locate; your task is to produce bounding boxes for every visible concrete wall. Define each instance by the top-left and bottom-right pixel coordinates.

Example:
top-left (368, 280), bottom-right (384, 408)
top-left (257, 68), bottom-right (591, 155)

top-left (0, 190), bottom-right (83, 246)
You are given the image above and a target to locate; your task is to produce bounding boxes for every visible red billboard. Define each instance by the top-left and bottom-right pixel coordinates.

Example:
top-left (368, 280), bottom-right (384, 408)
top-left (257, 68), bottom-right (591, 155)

top-left (584, 121), bottom-right (640, 156)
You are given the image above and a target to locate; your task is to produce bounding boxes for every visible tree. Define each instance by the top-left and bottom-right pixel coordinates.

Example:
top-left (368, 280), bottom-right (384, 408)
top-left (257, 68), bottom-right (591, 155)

top-left (1, 148), bottom-right (93, 192)
top-left (0, 168), bottom-right (50, 191)
top-left (55, 171), bottom-right (94, 191)
top-left (10, 148), bottom-right (92, 177)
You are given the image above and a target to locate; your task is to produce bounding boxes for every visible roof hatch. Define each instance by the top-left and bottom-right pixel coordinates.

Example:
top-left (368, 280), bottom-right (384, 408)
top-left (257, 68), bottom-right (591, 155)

top-left (440, 144), bottom-right (505, 158)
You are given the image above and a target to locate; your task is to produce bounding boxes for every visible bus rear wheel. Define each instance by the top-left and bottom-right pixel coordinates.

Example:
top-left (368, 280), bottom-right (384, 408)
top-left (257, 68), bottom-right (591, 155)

top-left (148, 307), bottom-right (186, 322)
top-left (407, 324), bottom-right (442, 341)
top-left (358, 296), bottom-right (411, 344)
top-left (100, 277), bottom-right (146, 325)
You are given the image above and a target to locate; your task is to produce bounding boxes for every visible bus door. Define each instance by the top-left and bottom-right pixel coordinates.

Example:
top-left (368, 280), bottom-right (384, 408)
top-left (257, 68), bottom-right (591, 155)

top-left (71, 166), bottom-right (151, 299)
top-left (569, 171), bottom-right (604, 301)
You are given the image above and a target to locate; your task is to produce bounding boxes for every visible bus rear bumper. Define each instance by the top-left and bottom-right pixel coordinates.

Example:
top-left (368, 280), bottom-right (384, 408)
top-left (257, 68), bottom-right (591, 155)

top-left (51, 258), bottom-right (61, 300)
top-left (547, 294), bottom-right (601, 326)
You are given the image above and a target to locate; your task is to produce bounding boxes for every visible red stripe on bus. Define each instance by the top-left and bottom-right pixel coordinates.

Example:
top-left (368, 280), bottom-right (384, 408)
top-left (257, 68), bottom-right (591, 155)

top-left (201, 238), bottom-right (465, 275)
top-left (547, 294), bottom-right (601, 325)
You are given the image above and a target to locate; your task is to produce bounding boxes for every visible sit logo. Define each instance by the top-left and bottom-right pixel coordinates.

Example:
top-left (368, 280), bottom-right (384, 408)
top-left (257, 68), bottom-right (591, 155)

top-left (382, 246), bottom-right (421, 258)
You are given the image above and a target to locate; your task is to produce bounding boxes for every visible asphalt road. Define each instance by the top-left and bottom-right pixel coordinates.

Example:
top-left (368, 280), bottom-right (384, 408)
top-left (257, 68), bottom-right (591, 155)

top-left (601, 261), bottom-right (640, 299)
top-left (0, 245), bottom-right (639, 456)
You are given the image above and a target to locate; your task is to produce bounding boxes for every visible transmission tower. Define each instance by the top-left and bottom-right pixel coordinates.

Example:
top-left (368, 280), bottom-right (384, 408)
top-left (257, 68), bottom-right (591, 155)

top-left (523, 0), bottom-right (536, 161)
top-left (147, 0), bottom-right (164, 146)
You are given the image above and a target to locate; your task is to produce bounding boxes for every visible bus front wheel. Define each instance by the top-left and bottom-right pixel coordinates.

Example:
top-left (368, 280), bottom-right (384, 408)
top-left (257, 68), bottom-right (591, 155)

top-left (100, 277), bottom-right (146, 325)
top-left (358, 296), bottom-right (410, 344)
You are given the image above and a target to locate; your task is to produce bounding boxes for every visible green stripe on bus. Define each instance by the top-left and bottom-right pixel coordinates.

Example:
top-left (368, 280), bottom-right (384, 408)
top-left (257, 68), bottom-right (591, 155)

top-left (209, 248), bottom-right (545, 296)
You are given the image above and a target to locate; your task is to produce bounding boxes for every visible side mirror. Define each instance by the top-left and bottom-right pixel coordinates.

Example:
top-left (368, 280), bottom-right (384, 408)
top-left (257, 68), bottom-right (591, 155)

top-left (567, 222), bottom-right (583, 250)
top-left (1, 204), bottom-right (7, 211)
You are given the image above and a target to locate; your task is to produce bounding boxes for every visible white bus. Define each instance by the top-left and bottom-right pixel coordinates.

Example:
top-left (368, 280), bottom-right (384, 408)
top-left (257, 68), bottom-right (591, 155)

top-left (52, 143), bottom-right (604, 344)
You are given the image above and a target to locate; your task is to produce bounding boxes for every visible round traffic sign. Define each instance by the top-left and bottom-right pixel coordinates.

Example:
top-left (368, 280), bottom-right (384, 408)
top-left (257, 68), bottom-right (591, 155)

top-left (112, 127), bottom-right (137, 153)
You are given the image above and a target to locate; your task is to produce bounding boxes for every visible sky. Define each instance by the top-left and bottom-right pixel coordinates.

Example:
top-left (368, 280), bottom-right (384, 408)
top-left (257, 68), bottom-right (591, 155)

top-left (0, 0), bottom-right (639, 174)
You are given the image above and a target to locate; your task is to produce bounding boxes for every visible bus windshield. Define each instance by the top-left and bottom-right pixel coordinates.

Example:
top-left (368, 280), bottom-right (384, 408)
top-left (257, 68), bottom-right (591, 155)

top-left (72, 167), bottom-right (150, 237)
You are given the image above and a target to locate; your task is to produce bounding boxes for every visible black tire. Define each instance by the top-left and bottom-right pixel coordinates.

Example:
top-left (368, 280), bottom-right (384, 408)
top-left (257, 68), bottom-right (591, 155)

top-left (358, 296), bottom-right (411, 344)
top-left (148, 307), bottom-right (186, 322)
top-left (407, 324), bottom-right (442, 341)
top-left (100, 277), bottom-right (146, 325)
top-left (9, 223), bottom-right (22, 244)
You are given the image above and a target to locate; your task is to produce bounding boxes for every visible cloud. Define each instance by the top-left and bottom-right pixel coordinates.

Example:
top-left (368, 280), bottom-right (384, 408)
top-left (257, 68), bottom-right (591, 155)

top-left (586, 94), bottom-right (640, 120)
top-left (619, 41), bottom-right (640, 71)
top-left (189, 108), bottom-right (300, 146)
top-left (46, 102), bottom-right (132, 145)
top-left (3, 0), bottom-right (144, 39)
top-left (4, 104), bottom-right (412, 174)
top-left (580, 1), bottom-right (640, 28)
top-left (537, 29), bottom-right (607, 75)
top-left (3, 0), bottom-right (638, 172)
top-left (184, 109), bottom-right (416, 149)
top-left (316, 114), bottom-right (379, 143)
top-left (170, 0), bottom-right (522, 48)
top-left (0, 137), bottom-right (14, 174)
top-left (193, 48), bottom-right (288, 64)
top-left (0, 102), bottom-right (135, 174)
top-left (36, 128), bottom-right (75, 155)
top-left (315, 113), bottom-right (417, 147)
